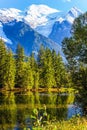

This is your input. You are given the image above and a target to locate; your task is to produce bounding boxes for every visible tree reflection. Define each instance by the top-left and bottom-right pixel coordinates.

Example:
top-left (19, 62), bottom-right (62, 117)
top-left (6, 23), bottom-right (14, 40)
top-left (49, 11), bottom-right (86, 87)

top-left (0, 92), bottom-right (16, 129)
top-left (56, 93), bottom-right (75, 120)
top-left (0, 91), bottom-right (75, 129)
top-left (76, 91), bottom-right (87, 116)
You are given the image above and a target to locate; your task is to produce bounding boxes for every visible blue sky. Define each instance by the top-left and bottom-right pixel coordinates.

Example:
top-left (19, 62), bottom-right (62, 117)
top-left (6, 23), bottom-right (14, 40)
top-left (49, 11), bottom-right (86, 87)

top-left (0, 0), bottom-right (86, 12)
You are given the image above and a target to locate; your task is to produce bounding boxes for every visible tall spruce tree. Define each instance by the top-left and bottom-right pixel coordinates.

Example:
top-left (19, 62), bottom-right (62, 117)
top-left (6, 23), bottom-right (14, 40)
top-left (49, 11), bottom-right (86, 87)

top-left (52, 51), bottom-right (70, 88)
top-left (56, 53), bottom-right (68, 87)
top-left (15, 44), bottom-right (25, 88)
top-left (38, 45), bottom-right (45, 88)
top-left (0, 39), bottom-right (7, 88)
top-left (62, 12), bottom-right (87, 89)
top-left (3, 50), bottom-right (16, 90)
top-left (22, 58), bottom-right (34, 89)
top-left (44, 48), bottom-right (56, 88)
top-left (38, 47), bottom-right (55, 88)
top-left (33, 72), bottom-right (39, 89)
top-left (29, 53), bottom-right (39, 89)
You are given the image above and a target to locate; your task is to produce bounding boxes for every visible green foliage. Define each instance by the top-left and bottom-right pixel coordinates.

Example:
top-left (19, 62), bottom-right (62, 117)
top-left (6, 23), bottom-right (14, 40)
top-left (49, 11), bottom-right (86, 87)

top-left (33, 117), bottom-right (87, 130)
top-left (0, 39), bottom-right (16, 89)
top-left (73, 65), bottom-right (87, 90)
top-left (0, 40), bottom-right (71, 90)
top-left (38, 47), bottom-right (56, 88)
top-left (3, 50), bottom-right (16, 90)
top-left (15, 43), bottom-right (25, 88)
top-left (53, 52), bottom-right (68, 87)
top-left (62, 12), bottom-right (87, 89)
top-left (38, 46), bottom-right (72, 89)
top-left (43, 48), bottom-right (55, 88)
top-left (31, 105), bottom-right (48, 127)
top-left (22, 58), bottom-right (34, 89)
top-left (33, 72), bottom-right (39, 89)
top-left (29, 53), bottom-right (39, 89)
top-left (0, 39), bottom-right (7, 88)
top-left (62, 12), bottom-right (87, 66)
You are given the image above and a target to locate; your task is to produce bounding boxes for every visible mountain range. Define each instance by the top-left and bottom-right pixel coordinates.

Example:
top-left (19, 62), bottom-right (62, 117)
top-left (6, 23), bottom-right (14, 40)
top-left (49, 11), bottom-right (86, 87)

top-left (0, 4), bottom-right (83, 56)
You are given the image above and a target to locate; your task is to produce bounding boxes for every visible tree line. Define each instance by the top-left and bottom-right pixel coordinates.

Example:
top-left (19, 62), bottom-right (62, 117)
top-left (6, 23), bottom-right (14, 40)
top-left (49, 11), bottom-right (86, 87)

top-left (0, 40), bottom-right (72, 90)
top-left (1, 12), bottom-right (86, 91)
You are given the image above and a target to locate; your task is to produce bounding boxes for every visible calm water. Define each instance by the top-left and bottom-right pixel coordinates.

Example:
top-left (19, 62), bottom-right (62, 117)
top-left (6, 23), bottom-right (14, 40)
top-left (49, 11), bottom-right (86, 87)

top-left (0, 91), bottom-right (82, 129)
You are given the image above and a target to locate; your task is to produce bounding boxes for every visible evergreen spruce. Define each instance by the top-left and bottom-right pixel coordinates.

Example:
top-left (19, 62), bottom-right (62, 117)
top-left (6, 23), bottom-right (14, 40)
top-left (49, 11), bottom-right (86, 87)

top-left (29, 53), bottom-right (39, 89)
top-left (62, 12), bottom-right (87, 89)
top-left (38, 45), bottom-right (45, 88)
top-left (38, 47), bottom-right (55, 88)
top-left (0, 39), bottom-right (7, 88)
top-left (15, 44), bottom-right (25, 88)
top-left (22, 58), bottom-right (34, 89)
top-left (44, 48), bottom-right (55, 88)
top-left (33, 72), bottom-right (39, 89)
top-left (52, 51), bottom-right (71, 88)
top-left (3, 50), bottom-right (16, 90)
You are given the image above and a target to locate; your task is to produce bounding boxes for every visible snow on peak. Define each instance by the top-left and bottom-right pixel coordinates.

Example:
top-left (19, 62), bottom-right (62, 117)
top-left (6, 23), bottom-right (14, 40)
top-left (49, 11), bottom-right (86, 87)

top-left (57, 17), bottom-right (64, 23)
top-left (0, 22), bottom-right (12, 44)
top-left (24, 4), bottom-right (60, 28)
top-left (27, 4), bottom-right (59, 15)
top-left (0, 8), bottom-right (22, 16)
top-left (0, 8), bottom-right (23, 23)
top-left (68, 7), bottom-right (82, 17)
top-left (65, 6), bottom-right (82, 23)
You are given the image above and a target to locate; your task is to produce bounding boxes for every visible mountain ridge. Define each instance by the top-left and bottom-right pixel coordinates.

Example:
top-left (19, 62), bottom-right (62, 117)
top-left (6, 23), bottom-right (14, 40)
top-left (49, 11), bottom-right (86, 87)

top-left (0, 4), bottom-right (83, 57)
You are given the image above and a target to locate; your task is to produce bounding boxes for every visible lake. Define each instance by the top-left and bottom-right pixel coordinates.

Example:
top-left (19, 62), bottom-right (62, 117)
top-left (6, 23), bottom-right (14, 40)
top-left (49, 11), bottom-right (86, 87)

top-left (0, 91), bottom-right (82, 129)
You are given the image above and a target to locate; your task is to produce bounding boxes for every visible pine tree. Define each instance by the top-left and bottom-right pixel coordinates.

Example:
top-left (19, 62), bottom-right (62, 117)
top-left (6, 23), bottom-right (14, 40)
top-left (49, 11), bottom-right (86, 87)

top-left (29, 53), bottom-right (39, 89)
top-left (62, 12), bottom-right (87, 89)
top-left (38, 47), bottom-right (55, 88)
top-left (33, 72), bottom-right (39, 89)
top-left (15, 44), bottom-right (25, 88)
top-left (52, 50), bottom-right (58, 87)
top-left (38, 45), bottom-right (45, 87)
top-left (52, 52), bottom-right (68, 88)
top-left (0, 39), bottom-right (7, 88)
top-left (44, 48), bottom-right (56, 88)
top-left (3, 50), bottom-right (16, 90)
top-left (29, 53), bottom-right (37, 72)
top-left (22, 58), bottom-right (34, 90)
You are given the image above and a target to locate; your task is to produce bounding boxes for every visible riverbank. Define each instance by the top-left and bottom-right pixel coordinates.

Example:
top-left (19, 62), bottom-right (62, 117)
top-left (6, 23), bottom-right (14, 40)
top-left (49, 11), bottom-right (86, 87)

top-left (0, 117), bottom-right (87, 130)
top-left (33, 117), bottom-right (87, 130)
top-left (0, 87), bottom-right (78, 93)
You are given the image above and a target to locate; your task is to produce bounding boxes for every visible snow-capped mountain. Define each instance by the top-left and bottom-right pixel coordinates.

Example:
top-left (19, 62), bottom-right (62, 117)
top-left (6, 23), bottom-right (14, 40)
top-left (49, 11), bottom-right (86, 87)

top-left (24, 4), bottom-right (60, 28)
top-left (2, 20), bottom-right (61, 55)
top-left (0, 5), bottom-right (61, 37)
top-left (65, 7), bottom-right (82, 24)
top-left (0, 4), bottom-right (83, 56)
top-left (24, 4), bottom-right (61, 37)
top-left (0, 22), bottom-right (12, 44)
top-left (49, 7), bottom-right (82, 45)
top-left (0, 8), bottom-right (23, 23)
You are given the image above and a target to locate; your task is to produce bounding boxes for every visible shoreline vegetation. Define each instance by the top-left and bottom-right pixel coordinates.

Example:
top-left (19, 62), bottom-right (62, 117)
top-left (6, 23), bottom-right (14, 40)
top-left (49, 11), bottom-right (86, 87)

top-left (0, 117), bottom-right (87, 130)
top-left (0, 87), bottom-right (77, 93)
top-left (33, 117), bottom-right (87, 130)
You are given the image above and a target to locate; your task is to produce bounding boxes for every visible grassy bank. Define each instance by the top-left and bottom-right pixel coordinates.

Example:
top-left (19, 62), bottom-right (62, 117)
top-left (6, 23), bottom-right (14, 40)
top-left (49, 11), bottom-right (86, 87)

top-left (0, 117), bottom-right (87, 130)
top-left (33, 117), bottom-right (87, 130)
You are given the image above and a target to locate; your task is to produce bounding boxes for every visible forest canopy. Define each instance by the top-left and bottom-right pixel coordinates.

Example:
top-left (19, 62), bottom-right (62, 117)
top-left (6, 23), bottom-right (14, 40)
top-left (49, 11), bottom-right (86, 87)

top-left (0, 40), bottom-right (71, 90)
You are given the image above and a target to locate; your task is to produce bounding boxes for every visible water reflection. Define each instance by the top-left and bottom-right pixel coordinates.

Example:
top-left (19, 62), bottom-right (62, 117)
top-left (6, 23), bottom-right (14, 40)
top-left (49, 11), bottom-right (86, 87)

top-left (0, 91), bottom-right (82, 129)
top-left (75, 92), bottom-right (87, 116)
top-left (0, 92), bottom-right (16, 129)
